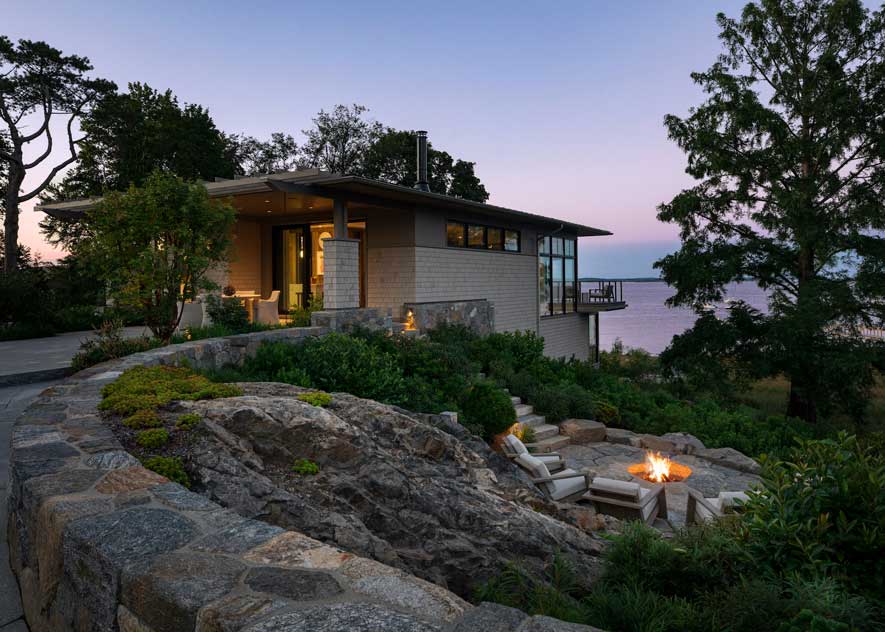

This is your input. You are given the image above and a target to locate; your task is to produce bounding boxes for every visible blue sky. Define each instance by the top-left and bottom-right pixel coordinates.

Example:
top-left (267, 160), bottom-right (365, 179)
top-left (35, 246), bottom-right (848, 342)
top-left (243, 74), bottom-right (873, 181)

top-left (6, 0), bottom-right (754, 276)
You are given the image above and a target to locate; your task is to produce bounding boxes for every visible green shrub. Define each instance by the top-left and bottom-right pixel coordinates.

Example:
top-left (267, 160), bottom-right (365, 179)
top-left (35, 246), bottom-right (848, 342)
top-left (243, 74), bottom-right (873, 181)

top-left (530, 382), bottom-right (596, 422)
top-left (297, 391), bottom-right (332, 407)
top-left (239, 335), bottom-right (406, 404)
top-left (143, 456), bottom-right (190, 488)
top-left (470, 330), bottom-right (545, 374)
top-left (599, 339), bottom-right (660, 382)
top-left (175, 413), bottom-right (201, 431)
top-left (521, 426), bottom-right (536, 444)
top-left (592, 400), bottom-right (621, 425)
top-left (288, 294), bottom-right (324, 327)
top-left (204, 294), bottom-right (250, 331)
top-left (292, 458), bottom-right (319, 475)
top-left (461, 380), bottom-right (515, 440)
top-left (71, 320), bottom-right (162, 372)
top-left (123, 409), bottom-right (162, 429)
top-left (740, 434), bottom-right (885, 600)
top-left (136, 428), bottom-right (169, 448)
top-left (52, 304), bottom-right (101, 332)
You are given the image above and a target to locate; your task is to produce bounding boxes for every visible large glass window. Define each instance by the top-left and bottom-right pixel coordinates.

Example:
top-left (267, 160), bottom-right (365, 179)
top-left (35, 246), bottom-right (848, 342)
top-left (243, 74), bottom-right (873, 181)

top-left (467, 225), bottom-right (485, 248)
top-left (539, 236), bottom-right (577, 316)
top-left (505, 230), bottom-right (520, 252)
top-left (447, 222), bottom-right (466, 247)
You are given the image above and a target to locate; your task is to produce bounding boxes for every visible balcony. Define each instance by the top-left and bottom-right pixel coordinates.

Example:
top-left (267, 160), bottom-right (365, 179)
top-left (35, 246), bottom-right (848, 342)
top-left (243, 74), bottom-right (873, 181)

top-left (577, 281), bottom-right (627, 313)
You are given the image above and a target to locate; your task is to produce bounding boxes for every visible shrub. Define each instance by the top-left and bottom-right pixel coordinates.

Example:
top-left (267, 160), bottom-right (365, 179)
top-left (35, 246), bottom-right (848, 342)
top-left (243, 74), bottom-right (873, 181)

top-left (292, 458), bottom-right (319, 475)
top-left (204, 294), bottom-right (250, 332)
top-left (739, 434), bottom-right (885, 600)
top-left (297, 391), bottom-right (332, 407)
top-left (52, 304), bottom-right (101, 332)
top-left (71, 320), bottom-right (161, 372)
top-left (288, 294), bottom-right (324, 327)
top-left (136, 428), bottom-right (169, 448)
top-left (530, 382), bottom-right (596, 423)
top-left (460, 380), bottom-right (515, 440)
top-left (599, 339), bottom-right (660, 382)
top-left (521, 426), bottom-right (536, 444)
top-left (143, 456), bottom-right (190, 488)
top-left (470, 330), bottom-right (545, 375)
top-left (592, 400), bottom-right (621, 425)
top-left (123, 409), bottom-right (162, 429)
top-left (240, 335), bottom-right (406, 404)
top-left (175, 413), bottom-right (201, 431)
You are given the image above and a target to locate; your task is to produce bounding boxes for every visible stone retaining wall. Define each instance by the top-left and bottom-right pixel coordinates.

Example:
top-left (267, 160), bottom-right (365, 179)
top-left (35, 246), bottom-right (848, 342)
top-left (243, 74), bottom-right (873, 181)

top-left (7, 326), bottom-right (597, 632)
top-left (402, 300), bottom-right (495, 336)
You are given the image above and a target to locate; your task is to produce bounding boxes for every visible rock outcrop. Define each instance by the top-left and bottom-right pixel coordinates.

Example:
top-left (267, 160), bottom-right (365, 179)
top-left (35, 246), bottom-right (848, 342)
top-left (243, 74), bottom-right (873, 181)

top-left (180, 383), bottom-right (605, 596)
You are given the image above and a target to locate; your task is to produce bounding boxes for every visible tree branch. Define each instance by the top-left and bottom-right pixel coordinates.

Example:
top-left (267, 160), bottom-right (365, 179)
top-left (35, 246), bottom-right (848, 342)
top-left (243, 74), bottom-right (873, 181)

top-left (23, 112), bottom-right (53, 169)
top-left (18, 110), bottom-right (81, 202)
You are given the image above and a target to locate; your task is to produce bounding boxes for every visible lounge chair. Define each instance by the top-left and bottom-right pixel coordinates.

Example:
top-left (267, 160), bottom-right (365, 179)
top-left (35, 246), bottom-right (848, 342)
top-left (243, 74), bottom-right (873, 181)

top-left (584, 477), bottom-right (667, 524)
top-left (255, 290), bottom-right (281, 325)
top-left (685, 489), bottom-right (749, 524)
top-left (513, 453), bottom-right (592, 502)
top-left (502, 434), bottom-right (565, 472)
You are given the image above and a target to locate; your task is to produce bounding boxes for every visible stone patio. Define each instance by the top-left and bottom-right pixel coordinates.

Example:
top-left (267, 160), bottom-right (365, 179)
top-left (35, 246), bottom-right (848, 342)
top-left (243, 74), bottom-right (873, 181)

top-left (560, 441), bottom-right (761, 527)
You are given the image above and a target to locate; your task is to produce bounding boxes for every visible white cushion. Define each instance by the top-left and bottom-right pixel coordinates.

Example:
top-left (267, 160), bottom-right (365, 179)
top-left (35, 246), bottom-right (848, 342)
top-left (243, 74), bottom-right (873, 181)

top-left (514, 453), bottom-right (551, 479)
top-left (590, 477), bottom-right (641, 501)
top-left (718, 491), bottom-right (749, 511)
top-left (548, 469), bottom-right (588, 501)
top-left (536, 454), bottom-right (563, 471)
top-left (638, 487), bottom-right (659, 521)
top-left (504, 433), bottom-right (528, 456)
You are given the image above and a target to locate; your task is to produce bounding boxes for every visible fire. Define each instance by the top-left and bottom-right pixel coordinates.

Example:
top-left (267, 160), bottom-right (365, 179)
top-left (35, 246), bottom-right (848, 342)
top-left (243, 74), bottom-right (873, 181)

top-left (644, 451), bottom-right (673, 483)
top-left (627, 451), bottom-right (692, 483)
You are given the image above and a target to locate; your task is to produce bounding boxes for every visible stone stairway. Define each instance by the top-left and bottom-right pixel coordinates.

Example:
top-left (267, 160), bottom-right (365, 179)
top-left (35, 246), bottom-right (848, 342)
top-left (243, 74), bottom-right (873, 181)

top-left (510, 395), bottom-right (570, 452)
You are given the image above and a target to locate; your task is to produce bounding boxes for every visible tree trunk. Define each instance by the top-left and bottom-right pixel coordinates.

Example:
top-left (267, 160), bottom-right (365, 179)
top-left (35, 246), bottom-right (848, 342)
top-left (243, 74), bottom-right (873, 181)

top-left (3, 171), bottom-right (22, 274)
top-left (787, 379), bottom-right (817, 423)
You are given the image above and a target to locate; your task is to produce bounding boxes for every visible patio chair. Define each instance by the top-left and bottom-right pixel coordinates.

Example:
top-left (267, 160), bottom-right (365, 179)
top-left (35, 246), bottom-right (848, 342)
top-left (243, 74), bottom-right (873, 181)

top-left (685, 489), bottom-right (749, 525)
top-left (255, 291), bottom-right (281, 325)
top-left (514, 453), bottom-right (592, 503)
top-left (502, 434), bottom-right (566, 472)
top-left (584, 477), bottom-right (667, 524)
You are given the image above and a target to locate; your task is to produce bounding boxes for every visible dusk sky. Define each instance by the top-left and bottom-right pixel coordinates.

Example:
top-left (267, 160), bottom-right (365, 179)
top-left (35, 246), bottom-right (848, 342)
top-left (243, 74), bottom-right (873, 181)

top-left (5, 0), bottom-right (754, 277)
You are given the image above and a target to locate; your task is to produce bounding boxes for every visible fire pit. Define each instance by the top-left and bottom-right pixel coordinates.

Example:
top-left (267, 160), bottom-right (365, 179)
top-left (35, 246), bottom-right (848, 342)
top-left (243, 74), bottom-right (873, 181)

top-left (628, 451), bottom-right (692, 483)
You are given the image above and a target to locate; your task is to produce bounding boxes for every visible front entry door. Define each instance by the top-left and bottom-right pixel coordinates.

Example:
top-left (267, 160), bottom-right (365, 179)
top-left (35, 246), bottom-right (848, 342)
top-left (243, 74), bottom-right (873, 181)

top-left (272, 226), bottom-right (311, 313)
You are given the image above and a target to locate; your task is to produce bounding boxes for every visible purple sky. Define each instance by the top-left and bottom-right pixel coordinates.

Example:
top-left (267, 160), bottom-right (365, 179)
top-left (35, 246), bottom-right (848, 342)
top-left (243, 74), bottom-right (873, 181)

top-left (6, 0), bottom-right (753, 277)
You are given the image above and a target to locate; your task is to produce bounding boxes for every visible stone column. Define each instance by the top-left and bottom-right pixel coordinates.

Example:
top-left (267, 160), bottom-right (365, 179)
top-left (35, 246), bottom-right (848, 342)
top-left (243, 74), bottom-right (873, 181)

top-left (323, 238), bottom-right (360, 309)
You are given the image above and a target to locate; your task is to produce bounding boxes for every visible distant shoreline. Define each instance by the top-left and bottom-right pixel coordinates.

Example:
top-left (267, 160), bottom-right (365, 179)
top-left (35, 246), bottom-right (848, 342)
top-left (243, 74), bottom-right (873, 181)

top-left (580, 277), bottom-right (664, 283)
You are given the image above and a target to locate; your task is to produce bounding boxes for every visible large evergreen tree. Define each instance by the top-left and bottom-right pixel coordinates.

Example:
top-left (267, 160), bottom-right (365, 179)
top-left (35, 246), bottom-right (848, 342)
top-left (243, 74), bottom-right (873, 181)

top-left (656, 0), bottom-right (885, 422)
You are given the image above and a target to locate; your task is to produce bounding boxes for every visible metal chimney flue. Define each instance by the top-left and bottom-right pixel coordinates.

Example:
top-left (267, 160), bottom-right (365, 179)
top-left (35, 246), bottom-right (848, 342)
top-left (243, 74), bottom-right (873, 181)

top-left (415, 130), bottom-right (430, 192)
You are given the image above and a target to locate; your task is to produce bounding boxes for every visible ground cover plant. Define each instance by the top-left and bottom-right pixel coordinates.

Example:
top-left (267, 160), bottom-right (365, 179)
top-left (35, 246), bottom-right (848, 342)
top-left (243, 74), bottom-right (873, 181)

top-left (476, 435), bottom-right (884, 631)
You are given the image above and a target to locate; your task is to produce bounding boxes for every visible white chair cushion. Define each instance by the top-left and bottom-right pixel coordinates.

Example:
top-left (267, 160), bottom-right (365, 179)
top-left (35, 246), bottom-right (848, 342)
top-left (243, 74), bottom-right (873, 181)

top-left (514, 454), bottom-right (556, 495)
top-left (548, 468), bottom-right (587, 501)
top-left (504, 433), bottom-right (528, 456)
top-left (591, 477), bottom-right (641, 501)
top-left (718, 491), bottom-right (749, 511)
top-left (536, 454), bottom-right (563, 469)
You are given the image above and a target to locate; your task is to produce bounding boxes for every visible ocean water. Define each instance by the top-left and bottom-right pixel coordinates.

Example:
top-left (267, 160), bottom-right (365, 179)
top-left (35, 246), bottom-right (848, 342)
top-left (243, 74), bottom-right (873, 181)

top-left (593, 281), bottom-right (770, 355)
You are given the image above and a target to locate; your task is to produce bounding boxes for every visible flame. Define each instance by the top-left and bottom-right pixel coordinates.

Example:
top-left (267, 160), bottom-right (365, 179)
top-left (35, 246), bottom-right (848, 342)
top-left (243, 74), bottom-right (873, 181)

top-left (644, 451), bottom-right (673, 483)
top-left (404, 309), bottom-right (417, 331)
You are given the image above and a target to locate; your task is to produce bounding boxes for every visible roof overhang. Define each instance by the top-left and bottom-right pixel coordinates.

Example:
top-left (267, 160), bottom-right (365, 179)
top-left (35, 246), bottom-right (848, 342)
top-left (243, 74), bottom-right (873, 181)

top-left (37, 169), bottom-right (613, 237)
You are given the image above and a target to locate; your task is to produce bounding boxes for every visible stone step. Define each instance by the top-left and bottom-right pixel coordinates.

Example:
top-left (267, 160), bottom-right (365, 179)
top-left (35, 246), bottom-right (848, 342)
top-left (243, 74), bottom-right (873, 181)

top-left (517, 413), bottom-right (546, 428)
top-left (514, 403), bottom-right (533, 418)
top-left (527, 434), bottom-right (571, 453)
top-left (532, 424), bottom-right (560, 441)
top-left (510, 396), bottom-right (522, 406)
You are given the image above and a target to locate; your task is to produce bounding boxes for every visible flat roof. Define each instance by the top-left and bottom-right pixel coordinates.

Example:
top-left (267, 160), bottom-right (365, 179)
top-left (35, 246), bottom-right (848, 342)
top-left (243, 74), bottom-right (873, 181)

top-left (38, 168), bottom-right (612, 237)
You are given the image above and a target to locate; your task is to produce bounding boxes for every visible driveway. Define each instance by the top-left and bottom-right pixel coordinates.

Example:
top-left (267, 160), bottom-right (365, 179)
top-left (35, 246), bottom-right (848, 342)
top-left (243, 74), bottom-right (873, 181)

top-left (0, 327), bottom-right (150, 385)
top-left (1, 381), bottom-right (58, 631)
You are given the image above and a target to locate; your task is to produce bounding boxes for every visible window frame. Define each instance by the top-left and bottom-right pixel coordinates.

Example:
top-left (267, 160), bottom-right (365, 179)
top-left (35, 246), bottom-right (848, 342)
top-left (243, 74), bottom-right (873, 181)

top-left (446, 220), bottom-right (520, 253)
top-left (540, 236), bottom-right (577, 317)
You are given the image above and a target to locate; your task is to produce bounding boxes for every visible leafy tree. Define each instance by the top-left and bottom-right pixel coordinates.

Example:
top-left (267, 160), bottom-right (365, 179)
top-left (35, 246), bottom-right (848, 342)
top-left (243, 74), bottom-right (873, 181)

top-left (362, 129), bottom-right (489, 202)
top-left (298, 103), bottom-right (382, 174)
top-left (40, 83), bottom-right (236, 249)
top-left (0, 36), bottom-right (115, 273)
top-left (230, 132), bottom-right (299, 176)
top-left (656, 0), bottom-right (885, 422)
top-left (79, 171), bottom-right (235, 342)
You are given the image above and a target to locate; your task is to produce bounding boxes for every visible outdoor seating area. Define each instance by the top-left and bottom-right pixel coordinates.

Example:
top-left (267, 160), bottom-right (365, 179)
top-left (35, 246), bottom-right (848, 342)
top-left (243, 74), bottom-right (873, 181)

top-left (175, 291), bottom-right (281, 331)
top-left (685, 488), bottom-right (750, 525)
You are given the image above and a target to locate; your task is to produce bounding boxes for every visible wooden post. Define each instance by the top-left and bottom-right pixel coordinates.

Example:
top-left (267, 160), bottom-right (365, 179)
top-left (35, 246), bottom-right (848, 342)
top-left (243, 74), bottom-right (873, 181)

top-left (333, 198), bottom-right (348, 239)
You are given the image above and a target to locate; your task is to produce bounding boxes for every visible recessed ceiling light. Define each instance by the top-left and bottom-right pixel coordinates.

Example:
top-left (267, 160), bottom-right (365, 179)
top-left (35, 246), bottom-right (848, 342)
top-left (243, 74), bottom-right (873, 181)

top-left (264, 199), bottom-right (271, 203)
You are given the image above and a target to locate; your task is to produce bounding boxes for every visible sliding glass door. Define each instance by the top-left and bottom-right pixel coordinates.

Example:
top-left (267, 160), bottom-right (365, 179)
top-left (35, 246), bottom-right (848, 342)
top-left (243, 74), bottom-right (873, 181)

top-left (273, 226), bottom-right (309, 313)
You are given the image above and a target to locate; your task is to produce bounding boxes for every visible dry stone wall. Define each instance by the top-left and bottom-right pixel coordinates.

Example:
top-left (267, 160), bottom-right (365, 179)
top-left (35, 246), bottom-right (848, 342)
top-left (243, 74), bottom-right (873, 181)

top-left (7, 326), bottom-right (600, 632)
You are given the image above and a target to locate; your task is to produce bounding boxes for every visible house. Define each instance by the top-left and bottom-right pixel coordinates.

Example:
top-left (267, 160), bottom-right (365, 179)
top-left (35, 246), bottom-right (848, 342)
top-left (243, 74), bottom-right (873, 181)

top-left (38, 132), bottom-right (626, 361)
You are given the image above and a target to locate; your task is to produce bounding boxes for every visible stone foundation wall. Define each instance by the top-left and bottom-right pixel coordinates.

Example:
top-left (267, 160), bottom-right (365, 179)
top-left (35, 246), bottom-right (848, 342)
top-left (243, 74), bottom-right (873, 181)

top-left (6, 327), bottom-right (595, 632)
top-left (309, 307), bottom-right (393, 333)
top-left (403, 299), bottom-right (495, 336)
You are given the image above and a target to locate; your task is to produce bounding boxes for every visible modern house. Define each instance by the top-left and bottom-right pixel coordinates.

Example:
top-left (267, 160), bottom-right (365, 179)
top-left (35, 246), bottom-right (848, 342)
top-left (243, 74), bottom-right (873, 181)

top-left (39, 133), bottom-right (626, 361)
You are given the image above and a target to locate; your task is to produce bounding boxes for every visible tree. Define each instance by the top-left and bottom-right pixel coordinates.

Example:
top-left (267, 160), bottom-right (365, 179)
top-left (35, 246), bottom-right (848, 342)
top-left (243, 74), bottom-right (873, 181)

top-left (230, 132), bottom-right (299, 176)
top-left (656, 0), bottom-right (885, 422)
top-left (361, 129), bottom-right (489, 202)
top-left (298, 104), bottom-right (383, 174)
top-left (0, 37), bottom-right (114, 273)
top-left (80, 171), bottom-right (235, 342)
top-left (40, 82), bottom-right (236, 250)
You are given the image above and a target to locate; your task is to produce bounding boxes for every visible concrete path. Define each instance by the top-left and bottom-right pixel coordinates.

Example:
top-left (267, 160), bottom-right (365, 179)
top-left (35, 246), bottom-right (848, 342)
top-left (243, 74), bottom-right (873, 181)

top-left (0, 327), bottom-right (151, 385)
top-left (1, 381), bottom-right (58, 631)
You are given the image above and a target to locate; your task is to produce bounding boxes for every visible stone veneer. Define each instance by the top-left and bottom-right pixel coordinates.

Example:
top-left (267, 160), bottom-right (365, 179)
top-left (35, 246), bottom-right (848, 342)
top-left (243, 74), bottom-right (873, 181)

top-left (6, 326), bottom-right (600, 632)
top-left (322, 238), bottom-right (360, 310)
top-left (403, 300), bottom-right (495, 336)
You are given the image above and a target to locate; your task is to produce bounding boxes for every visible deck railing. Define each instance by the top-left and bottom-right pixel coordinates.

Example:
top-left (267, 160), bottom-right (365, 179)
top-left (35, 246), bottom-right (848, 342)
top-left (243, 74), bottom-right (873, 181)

top-left (578, 281), bottom-right (625, 306)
